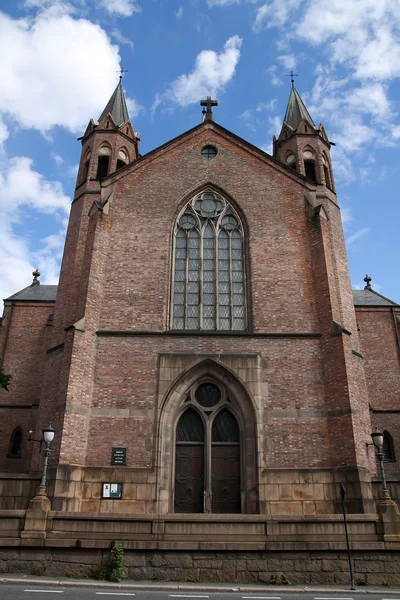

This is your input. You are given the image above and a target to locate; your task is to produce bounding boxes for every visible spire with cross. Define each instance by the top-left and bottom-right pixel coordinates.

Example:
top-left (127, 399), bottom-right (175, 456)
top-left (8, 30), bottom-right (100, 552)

top-left (286, 70), bottom-right (298, 87)
top-left (200, 96), bottom-right (218, 122)
top-left (117, 66), bottom-right (128, 80)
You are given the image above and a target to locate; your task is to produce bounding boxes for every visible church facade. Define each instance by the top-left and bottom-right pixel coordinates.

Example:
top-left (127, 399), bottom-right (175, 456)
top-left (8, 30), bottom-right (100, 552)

top-left (0, 81), bottom-right (399, 581)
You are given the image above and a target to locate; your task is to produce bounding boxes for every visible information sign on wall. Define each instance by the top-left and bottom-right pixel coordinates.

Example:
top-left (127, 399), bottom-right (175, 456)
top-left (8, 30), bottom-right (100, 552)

top-left (111, 447), bottom-right (126, 465)
top-left (102, 483), bottom-right (123, 499)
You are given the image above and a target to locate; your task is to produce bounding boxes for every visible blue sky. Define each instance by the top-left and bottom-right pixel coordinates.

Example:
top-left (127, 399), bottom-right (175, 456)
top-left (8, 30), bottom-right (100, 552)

top-left (0, 0), bottom-right (399, 302)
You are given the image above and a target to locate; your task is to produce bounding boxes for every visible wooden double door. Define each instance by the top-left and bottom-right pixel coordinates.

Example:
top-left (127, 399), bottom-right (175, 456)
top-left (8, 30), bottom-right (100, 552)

top-left (174, 404), bottom-right (241, 514)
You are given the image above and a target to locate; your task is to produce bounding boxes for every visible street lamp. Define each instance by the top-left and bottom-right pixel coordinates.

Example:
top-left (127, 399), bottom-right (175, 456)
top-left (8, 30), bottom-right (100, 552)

top-left (371, 426), bottom-right (391, 501)
top-left (38, 423), bottom-right (55, 497)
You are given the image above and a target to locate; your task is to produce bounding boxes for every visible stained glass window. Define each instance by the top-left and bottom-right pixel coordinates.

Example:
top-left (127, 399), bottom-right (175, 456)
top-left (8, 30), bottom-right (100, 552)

top-left (171, 192), bottom-right (246, 330)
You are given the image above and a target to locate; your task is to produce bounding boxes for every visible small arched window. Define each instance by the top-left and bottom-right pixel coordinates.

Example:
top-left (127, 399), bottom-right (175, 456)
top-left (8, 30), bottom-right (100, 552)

top-left (174, 382), bottom-right (241, 514)
top-left (116, 148), bottom-right (129, 171)
top-left (322, 154), bottom-right (331, 189)
top-left (96, 145), bottom-right (110, 179)
top-left (383, 431), bottom-right (396, 461)
top-left (286, 153), bottom-right (296, 171)
top-left (303, 150), bottom-right (317, 182)
top-left (171, 191), bottom-right (246, 331)
top-left (9, 428), bottom-right (22, 458)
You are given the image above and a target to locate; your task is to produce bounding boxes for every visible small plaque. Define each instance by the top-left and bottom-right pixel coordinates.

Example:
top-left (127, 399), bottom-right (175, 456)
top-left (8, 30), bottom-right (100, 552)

top-left (102, 482), bottom-right (123, 499)
top-left (111, 447), bottom-right (126, 465)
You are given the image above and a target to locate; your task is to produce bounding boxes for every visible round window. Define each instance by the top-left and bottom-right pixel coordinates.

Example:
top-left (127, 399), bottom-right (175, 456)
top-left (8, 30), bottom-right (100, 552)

top-left (286, 154), bottom-right (295, 164)
top-left (303, 150), bottom-right (314, 159)
top-left (100, 146), bottom-right (110, 155)
top-left (201, 145), bottom-right (218, 159)
top-left (195, 383), bottom-right (221, 407)
top-left (118, 150), bottom-right (127, 160)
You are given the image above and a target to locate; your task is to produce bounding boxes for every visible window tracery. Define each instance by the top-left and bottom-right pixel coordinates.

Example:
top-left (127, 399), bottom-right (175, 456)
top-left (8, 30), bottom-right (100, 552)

top-left (171, 191), bottom-right (246, 331)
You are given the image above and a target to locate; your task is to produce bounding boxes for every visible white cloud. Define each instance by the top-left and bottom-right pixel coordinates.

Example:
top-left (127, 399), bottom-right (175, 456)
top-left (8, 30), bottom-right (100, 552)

top-left (126, 96), bottom-right (142, 119)
top-left (0, 157), bottom-right (70, 216)
top-left (51, 153), bottom-right (64, 165)
top-left (206, 0), bottom-right (240, 5)
top-left (346, 227), bottom-right (370, 247)
top-left (340, 207), bottom-right (353, 227)
top-left (256, 1), bottom-right (400, 83)
top-left (164, 35), bottom-right (243, 107)
top-left (253, 0), bottom-right (303, 31)
top-left (100, 0), bottom-right (141, 17)
top-left (176, 6), bottom-right (183, 19)
top-left (0, 118), bottom-right (9, 144)
top-left (111, 29), bottom-right (134, 51)
top-left (266, 65), bottom-right (282, 86)
top-left (277, 54), bottom-right (297, 70)
top-left (0, 156), bottom-right (70, 300)
top-left (0, 11), bottom-right (134, 134)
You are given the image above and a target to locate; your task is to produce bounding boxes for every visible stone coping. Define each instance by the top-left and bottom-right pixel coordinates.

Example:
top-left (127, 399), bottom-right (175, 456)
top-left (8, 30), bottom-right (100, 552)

top-left (50, 512), bottom-right (380, 522)
top-left (0, 473), bottom-right (40, 480)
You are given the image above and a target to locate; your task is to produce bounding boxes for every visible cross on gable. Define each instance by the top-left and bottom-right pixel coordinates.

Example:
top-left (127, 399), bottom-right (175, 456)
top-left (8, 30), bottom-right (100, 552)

top-left (200, 96), bottom-right (218, 121)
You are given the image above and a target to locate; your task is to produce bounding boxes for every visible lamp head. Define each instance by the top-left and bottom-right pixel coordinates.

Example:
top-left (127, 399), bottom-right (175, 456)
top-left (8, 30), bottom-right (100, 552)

top-left (42, 423), bottom-right (55, 444)
top-left (371, 426), bottom-right (384, 449)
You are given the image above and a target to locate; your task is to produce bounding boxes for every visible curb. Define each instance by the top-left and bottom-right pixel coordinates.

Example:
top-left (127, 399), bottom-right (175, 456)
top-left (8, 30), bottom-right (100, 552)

top-left (1, 578), bottom-right (400, 593)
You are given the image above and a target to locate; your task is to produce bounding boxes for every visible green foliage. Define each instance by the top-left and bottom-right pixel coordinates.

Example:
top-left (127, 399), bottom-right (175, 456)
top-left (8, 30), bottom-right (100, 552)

top-left (0, 370), bottom-right (11, 391)
top-left (109, 543), bottom-right (126, 583)
top-left (97, 543), bottom-right (126, 583)
top-left (357, 576), bottom-right (368, 586)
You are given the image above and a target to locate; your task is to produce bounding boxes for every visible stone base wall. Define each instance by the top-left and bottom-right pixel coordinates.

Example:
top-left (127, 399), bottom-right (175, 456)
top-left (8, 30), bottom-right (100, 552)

top-left (47, 464), bottom-right (376, 516)
top-left (0, 474), bottom-right (40, 510)
top-left (0, 548), bottom-right (399, 586)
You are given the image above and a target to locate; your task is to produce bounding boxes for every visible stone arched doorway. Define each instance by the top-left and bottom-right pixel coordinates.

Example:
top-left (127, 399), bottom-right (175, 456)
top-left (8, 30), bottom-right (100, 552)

top-left (156, 359), bottom-right (259, 514)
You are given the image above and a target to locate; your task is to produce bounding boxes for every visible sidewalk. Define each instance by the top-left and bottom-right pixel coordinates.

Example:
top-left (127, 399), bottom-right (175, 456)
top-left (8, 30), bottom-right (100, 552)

top-left (1, 574), bottom-right (400, 594)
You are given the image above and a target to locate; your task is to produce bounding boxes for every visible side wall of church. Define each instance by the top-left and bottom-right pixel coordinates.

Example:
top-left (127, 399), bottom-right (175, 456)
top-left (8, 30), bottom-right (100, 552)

top-left (0, 301), bottom-right (54, 473)
top-left (356, 306), bottom-right (400, 480)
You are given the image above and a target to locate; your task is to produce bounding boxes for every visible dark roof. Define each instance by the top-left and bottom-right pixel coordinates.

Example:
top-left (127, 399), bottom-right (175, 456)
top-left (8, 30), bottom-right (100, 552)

top-left (6, 285), bottom-right (58, 302)
top-left (98, 79), bottom-right (130, 126)
top-left (353, 289), bottom-right (398, 307)
top-left (283, 85), bottom-right (315, 130)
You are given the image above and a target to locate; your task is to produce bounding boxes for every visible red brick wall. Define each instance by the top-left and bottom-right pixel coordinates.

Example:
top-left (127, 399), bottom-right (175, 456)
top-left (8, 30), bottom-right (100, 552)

top-left (0, 301), bottom-right (54, 472)
top-left (356, 307), bottom-right (400, 477)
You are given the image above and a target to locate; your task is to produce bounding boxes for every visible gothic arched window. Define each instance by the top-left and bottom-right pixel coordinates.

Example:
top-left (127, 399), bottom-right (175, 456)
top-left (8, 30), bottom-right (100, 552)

top-left (174, 382), bottom-right (241, 514)
top-left (383, 431), bottom-right (396, 461)
top-left (9, 428), bottom-right (22, 458)
top-left (171, 191), bottom-right (246, 331)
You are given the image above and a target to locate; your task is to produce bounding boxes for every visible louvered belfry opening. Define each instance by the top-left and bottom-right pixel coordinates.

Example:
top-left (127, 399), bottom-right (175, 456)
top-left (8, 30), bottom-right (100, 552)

top-left (174, 382), bottom-right (241, 514)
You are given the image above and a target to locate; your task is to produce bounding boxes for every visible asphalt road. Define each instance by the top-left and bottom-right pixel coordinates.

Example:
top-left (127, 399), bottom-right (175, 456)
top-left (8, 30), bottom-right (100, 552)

top-left (2, 587), bottom-right (400, 600)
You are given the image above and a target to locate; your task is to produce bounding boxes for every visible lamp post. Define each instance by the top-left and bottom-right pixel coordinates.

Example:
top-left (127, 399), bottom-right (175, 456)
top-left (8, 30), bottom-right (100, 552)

top-left (38, 423), bottom-right (55, 497)
top-left (371, 426), bottom-right (391, 501)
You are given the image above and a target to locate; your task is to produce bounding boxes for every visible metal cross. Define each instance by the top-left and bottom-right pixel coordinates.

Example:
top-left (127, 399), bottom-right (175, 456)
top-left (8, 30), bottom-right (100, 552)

top-left (286, 70), bottom-right (298, 85)
top-left (118, 66), bottom-right (128, 80)
top-left (200, 96), bottom-right (218, 121)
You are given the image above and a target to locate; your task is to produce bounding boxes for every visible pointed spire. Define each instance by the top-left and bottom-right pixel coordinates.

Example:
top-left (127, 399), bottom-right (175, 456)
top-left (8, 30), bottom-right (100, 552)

top-left (283, 84), bottom-right (315, 131)
top-left (98, 79), bottom-right (130, 127)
